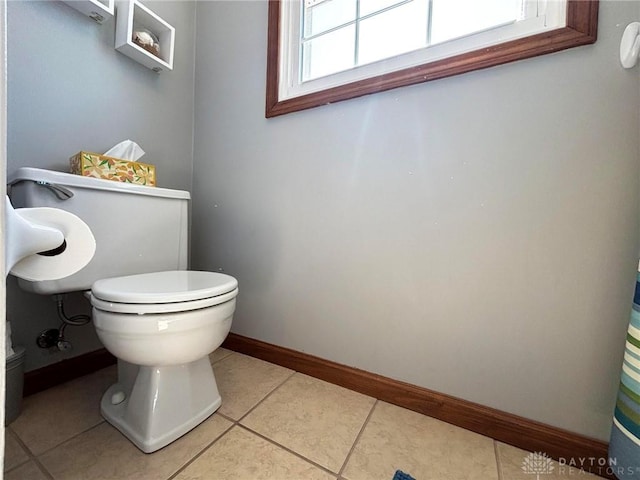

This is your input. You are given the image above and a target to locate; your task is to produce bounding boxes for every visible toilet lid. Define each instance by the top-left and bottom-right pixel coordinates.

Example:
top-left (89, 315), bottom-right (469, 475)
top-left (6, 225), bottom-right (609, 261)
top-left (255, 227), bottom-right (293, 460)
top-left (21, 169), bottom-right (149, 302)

top-left (91, 271), bottom-right (238, 304)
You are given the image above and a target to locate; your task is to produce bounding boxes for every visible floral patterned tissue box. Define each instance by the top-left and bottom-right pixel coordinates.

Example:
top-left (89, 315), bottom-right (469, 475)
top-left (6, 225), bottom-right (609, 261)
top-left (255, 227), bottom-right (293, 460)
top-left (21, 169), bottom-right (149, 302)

top-left (70, 151), bottom-right (156, 186)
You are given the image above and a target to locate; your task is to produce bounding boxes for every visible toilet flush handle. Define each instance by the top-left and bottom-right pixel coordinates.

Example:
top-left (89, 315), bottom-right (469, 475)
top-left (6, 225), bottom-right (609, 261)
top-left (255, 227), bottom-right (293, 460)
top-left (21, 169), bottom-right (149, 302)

top-left (34, 181), bottom-right (74, 201)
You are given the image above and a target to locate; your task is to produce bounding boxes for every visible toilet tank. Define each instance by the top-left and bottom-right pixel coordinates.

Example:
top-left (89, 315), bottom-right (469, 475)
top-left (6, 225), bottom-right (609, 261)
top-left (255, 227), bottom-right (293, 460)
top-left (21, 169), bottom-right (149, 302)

top-left (8, 167), bottom-right (190, 295)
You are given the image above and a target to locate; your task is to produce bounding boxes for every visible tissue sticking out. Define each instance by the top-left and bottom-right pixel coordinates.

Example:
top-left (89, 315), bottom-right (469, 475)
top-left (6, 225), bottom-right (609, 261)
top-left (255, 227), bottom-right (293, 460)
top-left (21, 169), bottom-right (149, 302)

top-left (105, 140), bottom-right (145, 162)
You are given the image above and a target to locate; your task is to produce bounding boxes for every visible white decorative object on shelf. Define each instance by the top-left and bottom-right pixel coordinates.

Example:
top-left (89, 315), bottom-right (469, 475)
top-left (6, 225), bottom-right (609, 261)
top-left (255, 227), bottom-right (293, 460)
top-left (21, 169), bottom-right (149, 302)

top-left (62, 0), bottom-right (114, 24)
top-left (115, 0), bottom-right (175, 73)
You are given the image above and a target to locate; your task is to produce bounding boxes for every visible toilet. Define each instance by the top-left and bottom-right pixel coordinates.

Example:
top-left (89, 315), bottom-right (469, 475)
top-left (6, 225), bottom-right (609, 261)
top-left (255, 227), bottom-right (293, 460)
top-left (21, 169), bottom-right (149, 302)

top-left (91, 270), bottom-right (237, 452)
top-left (8, 167), bottom-right (238, 453)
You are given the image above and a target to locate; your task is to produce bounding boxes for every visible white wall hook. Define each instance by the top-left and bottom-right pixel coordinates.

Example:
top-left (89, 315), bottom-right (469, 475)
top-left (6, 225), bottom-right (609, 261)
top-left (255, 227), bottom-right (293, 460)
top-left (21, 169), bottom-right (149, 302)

top-left (620, 22), bottom-right (640, 68)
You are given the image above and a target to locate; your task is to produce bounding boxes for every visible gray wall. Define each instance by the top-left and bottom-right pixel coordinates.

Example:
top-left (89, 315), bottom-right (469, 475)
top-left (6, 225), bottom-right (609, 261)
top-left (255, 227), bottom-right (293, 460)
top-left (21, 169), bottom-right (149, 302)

top-left (6, 0), bottom-right (196, 371)
top-left (192, 0), bottom-right (640, 441)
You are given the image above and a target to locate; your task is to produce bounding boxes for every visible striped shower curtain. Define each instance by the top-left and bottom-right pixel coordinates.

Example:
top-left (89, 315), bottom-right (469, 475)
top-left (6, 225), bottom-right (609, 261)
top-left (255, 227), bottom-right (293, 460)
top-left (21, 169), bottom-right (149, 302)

top-left (610, 263), bottom-right (640, 478)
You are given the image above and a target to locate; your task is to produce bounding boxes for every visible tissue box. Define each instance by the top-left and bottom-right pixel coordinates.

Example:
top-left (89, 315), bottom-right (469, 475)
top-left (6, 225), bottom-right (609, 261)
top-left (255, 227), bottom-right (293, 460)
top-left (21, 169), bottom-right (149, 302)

top-left (69, 151), bottom-right (156, 186)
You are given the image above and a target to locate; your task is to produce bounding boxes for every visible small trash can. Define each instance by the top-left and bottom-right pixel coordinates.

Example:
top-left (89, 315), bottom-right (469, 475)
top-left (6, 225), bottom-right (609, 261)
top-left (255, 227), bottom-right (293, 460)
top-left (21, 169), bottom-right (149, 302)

top-left (5, 346), bottom-right (26, 425)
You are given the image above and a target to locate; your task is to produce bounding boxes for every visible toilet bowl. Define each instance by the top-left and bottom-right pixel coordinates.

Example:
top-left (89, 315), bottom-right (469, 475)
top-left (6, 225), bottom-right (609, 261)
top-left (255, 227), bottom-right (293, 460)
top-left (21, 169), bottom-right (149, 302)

top-left (91, 270), bottom-right (238, 453)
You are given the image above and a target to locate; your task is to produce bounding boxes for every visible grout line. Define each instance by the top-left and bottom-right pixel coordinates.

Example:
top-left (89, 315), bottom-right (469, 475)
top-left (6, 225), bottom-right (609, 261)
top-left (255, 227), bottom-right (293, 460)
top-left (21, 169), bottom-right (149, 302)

top-left (6, 425), bottom-right (35, 458)
top-left (235, 369), bottom-right (297, 424)
top-left (4, 428), bottom-right (32, 473)
top-left (494, 440), bottom-right (504, 480)
top-left (31, 456), bottom-right (55, 480)
top-left (215, 410), bottom-right (237, 425)
top-left (220, 354), bottom-right (373, 478)
top-left (169, 360), bottom-right (296, 480)
top-left (337, 399), bottom-right (378, 478)
top-left (166, 419), bottom-right (235, 480)
top-left (6, 427), bottom-right (55, 480)
top-left (237, 423), bottom-right (338, 477)
top-left (209, 348), bottom-right (235, 365)
top-left (28, 419), bottom-right (107, 458)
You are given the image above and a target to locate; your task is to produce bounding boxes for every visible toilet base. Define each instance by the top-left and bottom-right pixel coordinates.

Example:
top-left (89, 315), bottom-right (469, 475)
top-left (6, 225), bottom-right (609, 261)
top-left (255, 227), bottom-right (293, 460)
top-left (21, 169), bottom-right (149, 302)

top-left (101, 357), bottom-right (221, 453)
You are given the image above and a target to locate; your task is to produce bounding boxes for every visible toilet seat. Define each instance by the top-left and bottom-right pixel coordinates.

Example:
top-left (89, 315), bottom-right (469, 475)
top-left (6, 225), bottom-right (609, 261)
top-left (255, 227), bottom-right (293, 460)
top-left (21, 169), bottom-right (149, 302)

top-left (91, 270), bottom-right (238, 314)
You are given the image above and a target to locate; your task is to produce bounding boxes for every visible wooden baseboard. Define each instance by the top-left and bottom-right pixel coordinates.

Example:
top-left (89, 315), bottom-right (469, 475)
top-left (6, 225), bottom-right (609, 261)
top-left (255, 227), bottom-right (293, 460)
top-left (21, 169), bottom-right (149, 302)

top-left (23, 348), bottom-right (116, 397)
top-left (222, 333), bottom-right (612, 478)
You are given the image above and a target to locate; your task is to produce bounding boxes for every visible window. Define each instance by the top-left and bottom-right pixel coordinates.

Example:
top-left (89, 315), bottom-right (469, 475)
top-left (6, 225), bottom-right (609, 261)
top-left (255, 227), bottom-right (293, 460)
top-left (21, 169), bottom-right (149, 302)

top-left (300, 0), bottom-right (527, 82)
top-left (265, 0), bottom-right (598, 117)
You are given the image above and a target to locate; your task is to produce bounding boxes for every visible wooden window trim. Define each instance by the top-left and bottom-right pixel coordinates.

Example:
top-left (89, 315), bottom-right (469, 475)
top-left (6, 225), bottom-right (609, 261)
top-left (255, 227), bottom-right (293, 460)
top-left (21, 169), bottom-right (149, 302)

top-left (265, 0), bottom-right (598, 118)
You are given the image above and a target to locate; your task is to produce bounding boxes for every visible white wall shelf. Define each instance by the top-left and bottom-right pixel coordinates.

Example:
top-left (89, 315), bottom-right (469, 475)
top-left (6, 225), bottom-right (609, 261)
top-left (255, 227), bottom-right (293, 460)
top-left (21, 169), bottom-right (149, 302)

top-left (62, 0), bottom-right (115, 24)
top-left (115, 0), bottom-right (175, 73)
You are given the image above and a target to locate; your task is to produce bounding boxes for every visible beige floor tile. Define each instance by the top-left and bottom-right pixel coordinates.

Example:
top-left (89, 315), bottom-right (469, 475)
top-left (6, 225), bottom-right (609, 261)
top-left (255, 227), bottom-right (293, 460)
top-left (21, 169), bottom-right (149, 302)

top-left (241, 373), bottom-right (375, 473)
top-left (4, 429), bottom-right (30, 472)
top-left (209, 347), bottom-right (234, 364)
top-left (213, 353), bottom-right (293, 420)
top-left (38, 413), bottom-right (233, 480)
top-left (174, 426), bottom-right (335, 480)
top-left (11, 366), bottom-right (116, 455)
top-left (496, 442), bottom-right (607, 479)
top-left (5, 461), bottom-right (48, 480)
top-left (342, 402), bottom-right (499, 480)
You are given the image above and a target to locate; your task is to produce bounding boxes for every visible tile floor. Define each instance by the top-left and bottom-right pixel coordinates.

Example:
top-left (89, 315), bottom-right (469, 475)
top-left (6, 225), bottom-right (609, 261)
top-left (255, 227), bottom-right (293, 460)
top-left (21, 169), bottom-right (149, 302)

top-left (4, 348), bottom-right (607, 480)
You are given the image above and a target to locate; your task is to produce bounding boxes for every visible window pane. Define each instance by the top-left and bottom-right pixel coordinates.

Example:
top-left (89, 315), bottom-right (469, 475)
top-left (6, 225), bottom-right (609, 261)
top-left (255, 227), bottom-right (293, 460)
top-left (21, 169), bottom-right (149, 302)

top-left (302, 25), bottom-right (356, 81)
top-left (359, 0), bottom-right (406, 17)
top-left (358, 0), bottom-right (429, 66)
top-left (304, 0), bottom-right (357, 38)
top-left (430, 0), bottom-right (522, 45)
